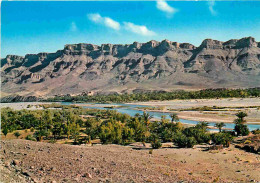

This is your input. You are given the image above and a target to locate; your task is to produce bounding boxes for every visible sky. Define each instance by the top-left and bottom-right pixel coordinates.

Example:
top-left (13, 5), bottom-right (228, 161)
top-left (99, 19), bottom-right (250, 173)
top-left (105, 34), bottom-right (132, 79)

top-left (1, 1), bottom-right (260, 57)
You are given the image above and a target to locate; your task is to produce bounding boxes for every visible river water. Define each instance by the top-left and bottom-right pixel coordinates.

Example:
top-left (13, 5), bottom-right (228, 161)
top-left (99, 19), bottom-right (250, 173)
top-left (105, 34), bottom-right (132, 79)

top-left (61, 102), bottom-right (260, 131)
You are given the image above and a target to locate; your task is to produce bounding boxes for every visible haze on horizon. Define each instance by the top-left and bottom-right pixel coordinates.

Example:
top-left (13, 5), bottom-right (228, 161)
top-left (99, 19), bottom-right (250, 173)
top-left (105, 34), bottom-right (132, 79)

top-left (1, 0), bottom-right (260, 57)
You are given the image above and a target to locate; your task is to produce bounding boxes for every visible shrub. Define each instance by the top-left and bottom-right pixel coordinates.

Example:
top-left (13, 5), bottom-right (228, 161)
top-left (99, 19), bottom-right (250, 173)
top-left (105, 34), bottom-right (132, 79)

top-left (183, 127), bottom-right (210, 144)
top-left (173, 132), bottom-right (197, 148)
top-left (234, 124), bottom-right (249, 136)
top-left (30, 127), bottom-right (35, 132)
top-left (252, 129), bottom-right (260, 135)
top-left (33, 130), bottom-right (49, 141)
top-left (49, 139), bottom-right (57, 143)
top-left (14, 131), bottom-right (21, 138)
top-left (161, 128), bottom-right (175, 142)
top-left (149, 133), bottom-right (162, 149)
top-left (2, 128), bottom-right (8, 137)
top-left (25, 135), bottom-right (36, 141)
top-left (151, 139), bottom-right (162, 149)
top-left (186, 137), bottom-right (197, 148)
top-left (99, 120), bottom-right (123, 144)
top-left (211, 132), bottom-right (233, 147)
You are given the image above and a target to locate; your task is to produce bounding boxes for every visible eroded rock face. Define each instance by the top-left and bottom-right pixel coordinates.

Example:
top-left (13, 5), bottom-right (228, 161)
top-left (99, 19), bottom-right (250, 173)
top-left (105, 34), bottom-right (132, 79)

top-left (1, 37), bottom-right (260, 96)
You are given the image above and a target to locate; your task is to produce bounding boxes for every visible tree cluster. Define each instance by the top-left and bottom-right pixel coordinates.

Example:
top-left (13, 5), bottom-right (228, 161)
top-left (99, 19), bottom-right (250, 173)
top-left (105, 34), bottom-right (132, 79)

top-left (46, 88), bottom-right (260, 103)
top-left (1, 106), bottom-right (252, 149)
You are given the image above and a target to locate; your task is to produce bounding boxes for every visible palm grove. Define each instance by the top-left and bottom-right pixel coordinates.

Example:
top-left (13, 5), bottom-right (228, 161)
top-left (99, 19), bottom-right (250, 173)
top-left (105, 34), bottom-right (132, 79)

top-left (1, 104), bottom-right (253, 149)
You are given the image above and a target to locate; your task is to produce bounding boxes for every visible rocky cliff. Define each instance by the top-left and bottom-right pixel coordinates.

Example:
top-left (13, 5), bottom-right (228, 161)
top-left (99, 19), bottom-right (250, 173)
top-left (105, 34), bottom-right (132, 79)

top-left (1, 37), bottom-right (260, 96)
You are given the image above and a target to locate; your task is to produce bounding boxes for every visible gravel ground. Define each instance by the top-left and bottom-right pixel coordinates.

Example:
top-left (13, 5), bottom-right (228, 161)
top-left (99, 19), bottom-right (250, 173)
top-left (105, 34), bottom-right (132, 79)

top-left (1, 139), bottom-right (260, 183)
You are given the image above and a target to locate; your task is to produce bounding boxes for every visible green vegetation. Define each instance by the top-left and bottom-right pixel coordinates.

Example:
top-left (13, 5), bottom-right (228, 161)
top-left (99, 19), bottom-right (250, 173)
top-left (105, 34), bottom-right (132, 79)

top-left (252, 129), bottom-right (260, 135)
top-left (14, 131), bottom-right (21, 138)
top-left (1, 105), bottom-right (252, 149)
top-left (215, 122), bottom-right (226, 132)
top-left (211, 132), bottom-right (234, 147)
top-left (173, 132), bottom-right (197, 148)
top-left (45, 88), bottom-right (260, 103)
top-left (25, 134), bottom-right (36, 141)
top-left (2, 127), bottom-right (8, 137)
top-left (233, 112), bottom-right (250, 136)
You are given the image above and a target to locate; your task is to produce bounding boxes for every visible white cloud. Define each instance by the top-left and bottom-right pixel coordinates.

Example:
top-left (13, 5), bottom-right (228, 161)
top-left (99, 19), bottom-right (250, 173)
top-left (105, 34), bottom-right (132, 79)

top-left (104, 17), bottom-right (120, 30)
top-left (87, 13), bottom-right (120, 30)
top-left (208, 0), bottom-right (217, 16)
top-left (156, 0), bottom-right (178, 17)
top-left (124, 22), bottom-right (156, 36)
top-left (87, 13), bottom-right (102, 23)
top-left (70, 22), bottom-right (77, 32)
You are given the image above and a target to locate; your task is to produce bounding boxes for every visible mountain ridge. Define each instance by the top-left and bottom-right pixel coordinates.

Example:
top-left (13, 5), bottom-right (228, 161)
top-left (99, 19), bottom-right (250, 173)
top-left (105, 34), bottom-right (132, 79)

top-left (1, 37), bottom-right (260, 97)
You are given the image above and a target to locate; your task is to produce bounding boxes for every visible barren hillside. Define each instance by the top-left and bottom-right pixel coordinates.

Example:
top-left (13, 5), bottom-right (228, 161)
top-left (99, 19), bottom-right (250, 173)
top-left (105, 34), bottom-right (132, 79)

top-left (1, 37), bottom-right (260, 96)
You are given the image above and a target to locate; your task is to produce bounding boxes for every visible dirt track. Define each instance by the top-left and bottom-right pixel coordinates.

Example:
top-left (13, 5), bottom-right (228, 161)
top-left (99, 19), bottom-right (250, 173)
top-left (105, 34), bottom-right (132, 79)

top-left (1, 139), bottom-right (259, 183)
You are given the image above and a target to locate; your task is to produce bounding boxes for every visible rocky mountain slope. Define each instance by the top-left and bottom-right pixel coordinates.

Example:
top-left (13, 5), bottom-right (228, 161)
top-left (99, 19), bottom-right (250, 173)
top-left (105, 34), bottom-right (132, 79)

top-left (1, 37), bottom-right (260, 97)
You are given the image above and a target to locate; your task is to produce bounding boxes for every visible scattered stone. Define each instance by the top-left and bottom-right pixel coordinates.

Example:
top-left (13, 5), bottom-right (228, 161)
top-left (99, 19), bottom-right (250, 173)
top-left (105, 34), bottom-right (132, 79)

top-left (12, 159), bottom-right (20, 166)
top-left (50, 167), bottom-right (57, 171)
top-left (22, 170), bottom-right (31, 177)
top-left (40, 167), bottom-right (45, 171)
top-left (83, 172), bottom-right (92, 179)
top-left (111, 161), bottom-right (116, 166)
top-left (4, 161), bottom-right (10, 167)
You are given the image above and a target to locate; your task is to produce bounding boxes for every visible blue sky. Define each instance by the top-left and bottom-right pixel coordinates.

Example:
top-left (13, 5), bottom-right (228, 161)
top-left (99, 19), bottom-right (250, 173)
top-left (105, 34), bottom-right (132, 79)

top-left (1, 1), bottom-right (260, 57)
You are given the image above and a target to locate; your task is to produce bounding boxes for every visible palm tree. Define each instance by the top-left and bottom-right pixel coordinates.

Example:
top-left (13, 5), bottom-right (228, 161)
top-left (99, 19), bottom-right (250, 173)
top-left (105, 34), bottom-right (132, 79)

top-left (197, 121), bottom-right (209, 130)
top-left (170, 113), bottom-right (179, 123)
top-left (215, 122), bottom-right (226, 132)
top-left (234, 112), bottom-right (247, 124)
top-left (142, 111), bottom-right (153, 126)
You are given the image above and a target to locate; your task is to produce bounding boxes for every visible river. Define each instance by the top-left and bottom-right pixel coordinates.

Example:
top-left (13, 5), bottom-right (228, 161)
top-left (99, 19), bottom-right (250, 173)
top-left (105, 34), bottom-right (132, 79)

top-left (61, 102), bottom-right (260, 131)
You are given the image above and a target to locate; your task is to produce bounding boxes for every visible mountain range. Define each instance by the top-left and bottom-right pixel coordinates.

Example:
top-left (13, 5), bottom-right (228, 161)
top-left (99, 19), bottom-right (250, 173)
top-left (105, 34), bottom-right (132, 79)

top-left (1, 37), bottom-right (260, 97)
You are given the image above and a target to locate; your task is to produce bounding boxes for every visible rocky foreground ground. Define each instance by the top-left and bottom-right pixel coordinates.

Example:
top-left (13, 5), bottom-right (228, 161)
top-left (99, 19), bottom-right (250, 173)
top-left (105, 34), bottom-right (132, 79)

top-left (1, 140), bottom-right (260, 183)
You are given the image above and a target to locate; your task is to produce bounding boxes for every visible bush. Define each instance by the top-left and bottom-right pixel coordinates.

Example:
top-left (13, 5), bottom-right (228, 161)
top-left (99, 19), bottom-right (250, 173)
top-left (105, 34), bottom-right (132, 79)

top-left (14, 131), bottom-right (21, 138)
top-left (149, 133), bottom-right (162, 149)
top-left (252, 129), bottom-right (260, 135)
top-left (2, 128), bottom-right (8, 137)
top-left (25, 135), bottom-right (36, 141)
top-left (173, 132), bottom-right (197, 148)
top-left (99, 120), bottom-right (123, 144)
top-left (30, 127), bottom-right (35, 132)
top-left (211, 132), bottom-right (233, 147)
top-left (49, 139), bottom-right (57, 143)
top-left (234, 124), bottom-right (250, 136)
top-left (33, 130), bottom-right (49, 141)
top-left (183, 127), bottom-right (210, 144)
top-left (151, 139), bottom-right (162, 149)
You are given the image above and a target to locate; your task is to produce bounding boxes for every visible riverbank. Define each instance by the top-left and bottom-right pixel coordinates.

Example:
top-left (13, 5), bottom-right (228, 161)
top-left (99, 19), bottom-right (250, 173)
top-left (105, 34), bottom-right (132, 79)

top-left (128, 98), bottom-right (260, 125)
top-left (1, 99), bottom-right (260, 127)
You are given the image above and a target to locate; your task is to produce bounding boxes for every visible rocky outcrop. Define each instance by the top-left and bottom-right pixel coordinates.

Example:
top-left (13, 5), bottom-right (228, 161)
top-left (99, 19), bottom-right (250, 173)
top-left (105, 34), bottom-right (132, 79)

top-left (1, 37), bottom-right (260, 96)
